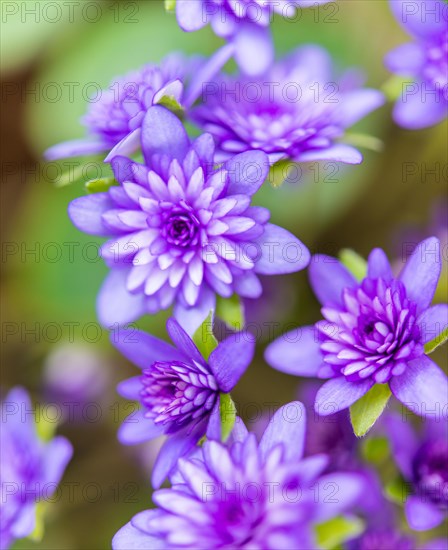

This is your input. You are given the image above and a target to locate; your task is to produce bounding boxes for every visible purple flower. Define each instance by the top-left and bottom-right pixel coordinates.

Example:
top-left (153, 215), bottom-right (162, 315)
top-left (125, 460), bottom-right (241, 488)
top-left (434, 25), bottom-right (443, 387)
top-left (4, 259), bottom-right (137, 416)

top-left (265, 238), bottom-right (448, 419)
top-left (192, 45), bottom-right (385, 165)
top-left (112, 401), bottom-right (364, 549)
top-left (45, 54), bottom-right (190, 162)
top-left (44, 49), bottom-right (234, 163)
top-left (386, 413), bottom-right (448, 531)
top-left (113, 317), bottom-right (254, 487)
top-left (0, 388), bottom-right (73, 550)
top-left (69, 106), bottom-right (310, 330)
top-left (176, 0), bottom-right (333, 76)
top-left (385, 0), bottom-right (448, 129)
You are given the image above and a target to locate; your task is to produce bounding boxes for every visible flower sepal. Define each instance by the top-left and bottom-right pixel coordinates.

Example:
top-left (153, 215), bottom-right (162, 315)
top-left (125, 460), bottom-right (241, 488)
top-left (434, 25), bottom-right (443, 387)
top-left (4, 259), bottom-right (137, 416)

top-left (349, 384), bottom-right (392, 437)
top-left (315, 515), bottom-right (365, 550)
top-left (192, 310), bottom-right (218, 361)
top-left (85, 177), bottom-right (118, 194)
top-left (424, 326), bottom-right (448, 354)
top-left (216, 294), bottom-right (245, 331)
top-left (219, 392), bottom-right (236, 442)
top-left (339, 249), bottom-right (367, 281)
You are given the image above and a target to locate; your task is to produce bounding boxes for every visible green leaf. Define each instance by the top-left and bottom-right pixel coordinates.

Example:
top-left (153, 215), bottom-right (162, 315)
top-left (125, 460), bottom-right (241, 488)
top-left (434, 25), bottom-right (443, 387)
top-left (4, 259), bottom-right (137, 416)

top-left (193, 311), bottom-right (218, 361)
top-left (425, 326), bottom-right (448, 354)
top-left (339, 249), bottom-right (367, 281)
top-left (85, 177), bottom-right (118, 194)
top-left (268, 159), bottom-right (295, 188)
top-left (382, 75), bottom-right (411, 102)
top-left (156, 95), bottom-right (184, 117)
top-left (315, 515), bottom-right (365, 550)
top-left (361, 436), bottom-right (389, 465)
top-left (164, 0), bottom-right (176, 12)
top-left (219, 393), bottom-right (236, 442)
top-left (35, 404), bottom-right (58, 442)
top-left (350, 384), bottom-right (392, 437)
top-left (216, 294), bottom-right (245, 330)
top-left (385, 476), bottom-right (411, 505)
top-left (28, 502), bottom-right (47, 542)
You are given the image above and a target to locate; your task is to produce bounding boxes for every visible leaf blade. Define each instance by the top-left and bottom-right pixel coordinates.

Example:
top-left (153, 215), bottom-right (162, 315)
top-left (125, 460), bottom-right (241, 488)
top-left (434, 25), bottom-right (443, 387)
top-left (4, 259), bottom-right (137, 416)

top-left (350, 384), bottom-right (392, 437)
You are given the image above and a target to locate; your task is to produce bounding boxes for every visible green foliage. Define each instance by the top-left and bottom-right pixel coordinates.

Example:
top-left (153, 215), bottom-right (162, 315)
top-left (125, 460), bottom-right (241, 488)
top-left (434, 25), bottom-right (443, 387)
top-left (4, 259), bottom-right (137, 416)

top-left (425, 327), bottom-right (448, 354)
top-left (315, 515), bottom-right (365, 550)
top-left (85, 177), bottom-right (118, 194)
top-left (156, 95), bottom-right (185, 118)
top-left (216, 295), bottom-right (245, 330)
top-left (361, 436), bottom-right (389, 465)
top-left (219, 393), bottom-right (236, 442)
top-left (193, 311), bottom-right (218, 361)
top-left (339, 249), bottom-right (367, 281)
top-left (385, 476), bottom-right (411, 505)
top-left (164, 0), bottom-right (176, 12)
top-left (350, 384), bottom-right (392, 437)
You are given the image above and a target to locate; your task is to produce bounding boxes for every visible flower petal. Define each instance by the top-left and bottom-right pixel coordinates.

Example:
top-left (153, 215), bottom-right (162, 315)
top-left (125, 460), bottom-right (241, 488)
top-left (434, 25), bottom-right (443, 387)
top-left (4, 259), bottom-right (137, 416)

top-left (97, 269), bottom-right (147, 327)
top-left (233, 22), bottom-right (274, 77)
top-left (113, 518), bottom-right (164, 550)
top-left (384, 412), bottom-right (419, 479)
top-left (393, 91), bottom-right (447, 130)
top-left (254, 224), bottom-right (310, 275)
top-left (173, 286), bottom-right (216, 336)
top-left (68, 194), bottom-right (114, 236)
top-left (259, 401), bottom-right (306, 462)
top-left (44, 138), bottom-right (108, 161)
top-left (209, 332), bottom-right (255, 392)
top-left (340, 89), bottom-right (385, 127)
top-left (399, 237), bottom-right (441, 311)
top-left (309, 256), bottom-right (358, 307)
top-left (118, 409), bottom-right (165, 445)
top-left (314, 472), bottom-right (364, 521)
top-left (389, 0), bottom-right (448, 39)
top-left (265, 326), bottom-right (324, 376)
top-left (141, 106), bottom-right (190, 165)
top-left (296, 144), bottom-right (363, 164)
top-left (390, 355), bottom-right (448, 417)
top-left (166, 318), bottom-right (207, 366)
top-left (385, 42), bottom-right (426, 75)
top-left (367, 248), bottom-right (393, 281)
top-left (417, 304), bottom-right (448, 344)
top-left (225, 150), bottom-right (270, 196)
top-left (176, 0), bottom-right (208, 32)
top-left (315, 377), bottom-right (374, 416)
top-left (405, 495), bottom-right (445, 531)
top-left (105, 128), bottom-right (142, 163)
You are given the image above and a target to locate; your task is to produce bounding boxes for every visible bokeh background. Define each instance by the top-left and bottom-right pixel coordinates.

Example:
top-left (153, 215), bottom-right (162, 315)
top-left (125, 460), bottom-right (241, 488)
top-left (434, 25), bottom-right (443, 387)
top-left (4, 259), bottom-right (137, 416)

top-left (1, 1), bottom-right (447, 548)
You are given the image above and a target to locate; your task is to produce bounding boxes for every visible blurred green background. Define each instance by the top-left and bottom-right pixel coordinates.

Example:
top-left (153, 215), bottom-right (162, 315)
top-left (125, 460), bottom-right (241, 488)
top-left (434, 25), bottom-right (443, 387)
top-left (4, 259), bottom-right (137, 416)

top-left (1, 1), bottom-right (447, 548)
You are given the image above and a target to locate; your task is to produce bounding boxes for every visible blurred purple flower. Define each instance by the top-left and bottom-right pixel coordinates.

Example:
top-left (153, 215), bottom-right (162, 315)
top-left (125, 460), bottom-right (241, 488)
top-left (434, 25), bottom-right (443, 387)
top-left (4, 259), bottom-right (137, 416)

top-left (43, 345), bottom-right (110, 413)
top-left (265, 238), bottom-right (448, 419)
top-left (44, 49), bottom-right (233, 162)
top-left (69, 106), bottom-right (310, 331)
top-left (0, 388), bottom-right (72, 550)
top-left (176, 0), bottom-right (333, 76)
top-left (113, 318), bottom-right (254, 487)
top-left (112, 401), bottom-right (364, 549)
top-left (385, 0), bottom-right (448, 129)
top-left (386, 413), bottom-right (448, 531)
top-left (192, 45), bottom-right (384, 165)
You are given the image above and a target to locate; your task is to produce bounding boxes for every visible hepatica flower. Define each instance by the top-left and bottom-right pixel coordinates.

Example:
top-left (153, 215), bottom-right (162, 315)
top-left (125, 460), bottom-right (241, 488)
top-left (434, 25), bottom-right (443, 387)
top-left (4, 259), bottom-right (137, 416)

top-left (175, 0), bottom-right (333, 76)
top-left (113, 317), bottom-right (254, 487)
top-left (45, 54), bottom-right (188, 162)
top-left (385, 0), bottom-right (448, 129)
top-left (266, 238), bottom-right (448, 423)
top-left (69, 106), bottom-right (309, 329)
top-left (113, 402), bottom-right (364, 549)
top-left (386, 413), bottom-right (448, 532)
top-left (192, 45), bottom-right (385, 165)
top-left (0, 388), bottom-right (72, 549)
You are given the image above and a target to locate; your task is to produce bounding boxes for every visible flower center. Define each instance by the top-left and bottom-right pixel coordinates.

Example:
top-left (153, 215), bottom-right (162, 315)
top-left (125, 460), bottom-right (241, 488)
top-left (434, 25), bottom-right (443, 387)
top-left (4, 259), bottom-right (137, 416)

top-left (140, 361), bottom-right (218, 434)
top-left (412, 439), bottom-right (448, 507)
top-left (318, 278), bottom-right (423, 384)
top-left (162, 207), bottom-right (200, 249)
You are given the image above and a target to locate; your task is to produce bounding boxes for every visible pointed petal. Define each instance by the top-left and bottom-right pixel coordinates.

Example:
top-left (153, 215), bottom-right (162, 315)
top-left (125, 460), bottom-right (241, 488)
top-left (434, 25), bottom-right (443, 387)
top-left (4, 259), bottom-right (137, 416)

top-left (233, 23), bottom-right (274, 77)
top-left (254, 224), bottom-right (310, 275)
top-left (209, 332), bottom-right (255, 392)
top-left (142, 106), bottom-right (190, 165)
top-left (399, 237), bottom-right (441, 311)
top-left (118, 409), bottom-right (165, 445)
top-left (390, 355), bottom-right (448, 417)
top-left (417, 304), bottom-right (448, 344)
top-left (97, 270), bottom-right (147, 327)
top-left (68, 194), bottom-right (113, 236)
top-left (225, 150), bottom-right (270, 196)
top-left (309, 256), bottom-right (358, 307)
top-left (44, 138), bottom-right (108, 161)
top-left (296, 144), bottom-right (363, 164)
top-left (315, 378), bottom-right (374, 416)
top-left (259, 401), bottom-right (306, 462)
top-left (367, 248), bottom-right (393, 281)
top-left (105, 128), bottom-right (141, 163)
top-left (265, 326), bottom-right (323, 376)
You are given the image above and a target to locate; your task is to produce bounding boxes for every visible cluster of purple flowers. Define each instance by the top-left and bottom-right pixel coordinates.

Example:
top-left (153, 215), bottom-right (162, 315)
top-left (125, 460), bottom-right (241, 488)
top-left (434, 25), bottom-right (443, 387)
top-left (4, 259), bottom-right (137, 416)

top-left (4, 0), bottom-right (444, 548)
